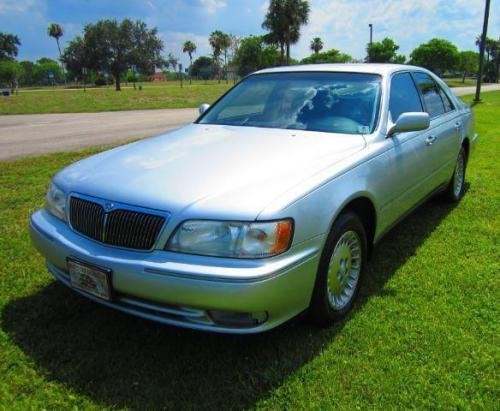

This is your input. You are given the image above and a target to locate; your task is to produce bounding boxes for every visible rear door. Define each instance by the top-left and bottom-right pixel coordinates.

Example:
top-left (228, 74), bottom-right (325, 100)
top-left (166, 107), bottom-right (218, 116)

top-left (413, 72), bottom-right (461, 187)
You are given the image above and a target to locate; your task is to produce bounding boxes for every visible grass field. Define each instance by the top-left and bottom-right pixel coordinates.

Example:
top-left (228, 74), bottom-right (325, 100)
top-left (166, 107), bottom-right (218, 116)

top-left (443, 77), bottom-right (478, 87)
top-left (0, 80), bottom-right (232, 114)
top-left (0, 93), bottom-right (498, 409)
top-left (0, 77), bottom-right (488, 115)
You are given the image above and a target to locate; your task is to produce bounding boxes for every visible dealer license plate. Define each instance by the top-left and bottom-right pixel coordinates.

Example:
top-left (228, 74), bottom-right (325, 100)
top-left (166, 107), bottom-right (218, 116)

top-left (67, 258), bottom-right (112, 300)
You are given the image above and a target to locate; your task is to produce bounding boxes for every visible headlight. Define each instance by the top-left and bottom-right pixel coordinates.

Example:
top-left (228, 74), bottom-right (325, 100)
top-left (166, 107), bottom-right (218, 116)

top-left (45, 182), bottom-right (67, 221)
top-left (166, 219), bottom-right (293, 258)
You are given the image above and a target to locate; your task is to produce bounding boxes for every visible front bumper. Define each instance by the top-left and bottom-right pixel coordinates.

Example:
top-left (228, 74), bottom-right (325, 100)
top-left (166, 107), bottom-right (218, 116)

top-left (30, 209), bottom-right (323, 333)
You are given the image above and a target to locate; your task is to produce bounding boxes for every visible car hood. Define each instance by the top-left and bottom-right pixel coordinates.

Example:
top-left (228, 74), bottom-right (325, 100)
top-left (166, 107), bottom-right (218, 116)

top-left (55, 124), bottom-right (365, 219)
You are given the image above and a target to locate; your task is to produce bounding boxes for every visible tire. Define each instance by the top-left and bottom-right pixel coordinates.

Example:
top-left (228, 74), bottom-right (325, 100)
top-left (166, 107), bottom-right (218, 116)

top-left (444, 146), bottom-right (467, 202)
top-left (309, 211), bottom-right (368, 326)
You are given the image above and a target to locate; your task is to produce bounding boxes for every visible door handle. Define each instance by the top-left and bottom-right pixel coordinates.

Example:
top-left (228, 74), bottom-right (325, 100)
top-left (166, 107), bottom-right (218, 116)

top-left (455, 121), bottom-right (461, 129)
top-left (425, 135), bottom-right (436, 146)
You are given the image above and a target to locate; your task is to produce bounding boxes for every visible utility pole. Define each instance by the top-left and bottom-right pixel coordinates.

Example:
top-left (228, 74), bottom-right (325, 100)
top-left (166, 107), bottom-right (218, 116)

top-left (474, 0), bottom-right (491, 103)
top-left (368, 24), bottom-right (373, 63)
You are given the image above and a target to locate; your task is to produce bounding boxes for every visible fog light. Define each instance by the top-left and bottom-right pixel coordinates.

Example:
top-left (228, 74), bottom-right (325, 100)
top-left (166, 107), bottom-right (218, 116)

top-left (209, 310), bottom-right (268, 327)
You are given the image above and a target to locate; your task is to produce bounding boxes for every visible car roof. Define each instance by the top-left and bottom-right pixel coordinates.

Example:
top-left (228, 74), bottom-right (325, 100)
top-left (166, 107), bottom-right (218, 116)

top-left (254, 63), bottom-right (427, 77)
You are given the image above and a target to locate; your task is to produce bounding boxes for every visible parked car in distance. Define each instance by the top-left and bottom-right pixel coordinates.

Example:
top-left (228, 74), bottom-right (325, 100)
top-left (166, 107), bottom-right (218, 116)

top-left (30, 64), bottom-right (477, 333)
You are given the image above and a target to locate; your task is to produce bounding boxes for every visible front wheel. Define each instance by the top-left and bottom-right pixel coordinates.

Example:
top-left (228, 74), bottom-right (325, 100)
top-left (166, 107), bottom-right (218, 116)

top-left (309, 211), bottom-right (367, 326)
top-left (444, 146), bottom-right (467, 202)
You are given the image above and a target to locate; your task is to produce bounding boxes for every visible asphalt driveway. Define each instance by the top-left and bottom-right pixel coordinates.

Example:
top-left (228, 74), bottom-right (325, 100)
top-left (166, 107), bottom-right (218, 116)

top-left (1, 84), bottom-right (499, 161)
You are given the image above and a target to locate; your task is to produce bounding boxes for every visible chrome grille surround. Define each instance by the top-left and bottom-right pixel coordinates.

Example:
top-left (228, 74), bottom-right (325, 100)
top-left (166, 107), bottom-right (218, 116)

top-left (69, 194), bottom-right (168, 251)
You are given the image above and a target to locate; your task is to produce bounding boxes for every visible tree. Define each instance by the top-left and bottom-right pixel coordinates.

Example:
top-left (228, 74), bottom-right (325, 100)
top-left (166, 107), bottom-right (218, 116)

top-left (366, 37), bottom-right (404, 63)
top-left (19, 60), bottom-right (35, 86)
top-left (458, 51), bottom-right (479, 82)
top-left (182, 40), bottom-right (196, 83)
top-left (233, 36), bottom-right (280, 76)
top-left (190, 56), bottom-right (214, 80)
top-left (0, 32), bottom-right (21, 61)
top-left (300, 48), bottom-right (352, 64)
top-left (310, 37), bottom-right (323, 54)
top-left (47, 24), bottom-right (63, 58)
top-left (33, 58), bottom-right (63, 84)
top-left (219, 32), bottom-right (232, 82)
top-left (410, 38), bottom-right (459, 75)
top-left (229, 34), bottom-right (241, 61)
top-left (48, 23), bottom-right (66, 82)
top-left (262, 0), bottom-right (310, 65)
top-left (61, 36), bottom-right (88, 82)
top-left (476, 35), bottom-right (497, 63)
top-left (209, 30), bottom-right (230, 82)
top-left (0, 60), bottom-right (23, 92)
top-left (166, 53), bottom-right (179, 71)
top-left (476, 36), bottom-right (499, 82)
top-left (81, 19), bottom-right (164, 91)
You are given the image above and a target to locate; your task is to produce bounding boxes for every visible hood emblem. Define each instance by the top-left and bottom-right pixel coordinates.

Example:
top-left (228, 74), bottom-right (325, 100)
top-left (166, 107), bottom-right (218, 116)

top-left (104, 202), bottom-right (115, 212)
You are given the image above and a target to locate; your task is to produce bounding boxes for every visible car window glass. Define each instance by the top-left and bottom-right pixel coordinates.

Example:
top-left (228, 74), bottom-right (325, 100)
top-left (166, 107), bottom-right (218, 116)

top-left (414, 72), bottom-right (446, 118)
top-left (200, 72), bottom-right (382, 135)
top-left (389, 72), bottom-right (423, 122)
top-left (217, 82), bottom-right (272, 120)
top-left (437, 86), bottom-right (454, 112)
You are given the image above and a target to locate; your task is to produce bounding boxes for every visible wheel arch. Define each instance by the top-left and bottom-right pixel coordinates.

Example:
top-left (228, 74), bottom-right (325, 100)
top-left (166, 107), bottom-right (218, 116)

top-left (462, 136), bottom-right (470, 162)
top-left (329, 194), bottom-right (378, 257)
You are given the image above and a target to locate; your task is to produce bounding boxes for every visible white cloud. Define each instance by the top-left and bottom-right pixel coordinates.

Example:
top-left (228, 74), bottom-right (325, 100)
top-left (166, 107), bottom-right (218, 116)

top-left (293, 0), bottom-right (498, 61)
top-left (198, 0), bottom-right (227, 14)
top-left (160, 30), bottom-right (211, 68)
top-left (0, 0), bottom-right (36, 15)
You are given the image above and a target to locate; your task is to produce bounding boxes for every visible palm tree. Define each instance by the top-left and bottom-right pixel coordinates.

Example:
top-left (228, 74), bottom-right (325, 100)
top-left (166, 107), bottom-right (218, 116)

top-left (209, 30), bottom-right (226, 82)
top-left (183, 40), bottom-right (196, 84)
top-left (476, 35), bottom-right (496, 63)
top-left (262, 0), bottom-right (310, 65)
top-left (47, 23), bottom-right (65, 81)
top-left (262, 1), bottom-right (286, 64)
top-left (310, 37), bottom-right (323, 54)
top-left (219, 33), bottom-right (232, 83)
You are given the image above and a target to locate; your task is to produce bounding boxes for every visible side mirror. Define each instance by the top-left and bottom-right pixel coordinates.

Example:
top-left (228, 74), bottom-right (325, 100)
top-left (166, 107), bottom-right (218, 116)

top-left (199, 103), bottom-right (210, 115)
top-left (388, 112), bottom-right (430, 136)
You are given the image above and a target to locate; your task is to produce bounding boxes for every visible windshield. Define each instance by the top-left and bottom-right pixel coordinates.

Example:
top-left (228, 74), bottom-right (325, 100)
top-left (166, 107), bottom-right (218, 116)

top-left (199, 72), bottom-right (382, 134)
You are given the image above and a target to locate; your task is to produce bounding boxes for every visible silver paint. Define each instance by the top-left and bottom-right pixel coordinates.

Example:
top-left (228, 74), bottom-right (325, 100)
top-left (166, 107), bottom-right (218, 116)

top-left (30, 64), bottom-right (476, 333)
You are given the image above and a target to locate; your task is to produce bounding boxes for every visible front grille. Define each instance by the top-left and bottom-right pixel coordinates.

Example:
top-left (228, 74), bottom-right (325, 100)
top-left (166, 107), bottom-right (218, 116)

top-left (69, 197), bottom-right (165, 250)
top-left (105, 209), bottom-right (165, 250)
top-left (70, 197), bottom-right (105, 241)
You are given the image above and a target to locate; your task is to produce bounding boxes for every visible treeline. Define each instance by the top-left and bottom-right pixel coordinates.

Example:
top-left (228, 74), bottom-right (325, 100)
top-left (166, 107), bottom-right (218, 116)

top-left (1, 0), bottom-right (499, 91)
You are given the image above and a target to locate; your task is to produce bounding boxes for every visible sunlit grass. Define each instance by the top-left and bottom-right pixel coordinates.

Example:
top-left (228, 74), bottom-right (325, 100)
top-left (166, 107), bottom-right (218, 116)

top-left (0, 93), bottom-right (498, 409)
top-left (0, 80), bottom-right (232, 114)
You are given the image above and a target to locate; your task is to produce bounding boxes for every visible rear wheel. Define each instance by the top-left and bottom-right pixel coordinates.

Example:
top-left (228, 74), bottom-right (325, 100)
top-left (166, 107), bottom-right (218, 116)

top-left (309, 211), bottom-right (367, 326)
top-left (444, 146), bottom-right (467, 202)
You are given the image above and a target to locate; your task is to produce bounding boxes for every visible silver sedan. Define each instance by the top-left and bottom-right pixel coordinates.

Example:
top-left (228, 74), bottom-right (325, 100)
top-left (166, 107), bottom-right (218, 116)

top-left (30, 64), bottom-right (477, 333)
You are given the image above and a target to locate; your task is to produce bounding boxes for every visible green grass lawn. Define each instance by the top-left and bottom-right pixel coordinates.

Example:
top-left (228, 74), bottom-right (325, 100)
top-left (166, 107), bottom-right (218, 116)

top-left (443, 77), bottom-right (478, 87)
top-left (0, 93), bottom-right (498, 409)
top-left (0, 77), bottom-right (486, 115)
top-left (0, 80), bottom-right (232, 114)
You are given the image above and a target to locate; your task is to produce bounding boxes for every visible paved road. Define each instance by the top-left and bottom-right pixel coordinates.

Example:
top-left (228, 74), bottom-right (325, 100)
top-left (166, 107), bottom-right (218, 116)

top-left (0, 108), bottom-right (198, 160)
top-left (452, 83), bottom-right (500, 96)
top-left (1, 84), bottom-right (499, 161)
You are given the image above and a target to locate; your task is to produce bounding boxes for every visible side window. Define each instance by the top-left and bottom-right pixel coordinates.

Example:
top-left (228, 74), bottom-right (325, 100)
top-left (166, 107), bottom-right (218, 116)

top-left (414, 72), bottom-right (446, 118)
top-left (389, 72), bottom-right (423, 121)
top-left (437, 86), bottom-right (454, 112)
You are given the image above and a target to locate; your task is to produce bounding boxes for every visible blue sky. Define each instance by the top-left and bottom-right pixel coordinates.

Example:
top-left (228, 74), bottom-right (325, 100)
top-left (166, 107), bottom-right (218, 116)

top-left (1, 0), bottom-right (499, 68)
